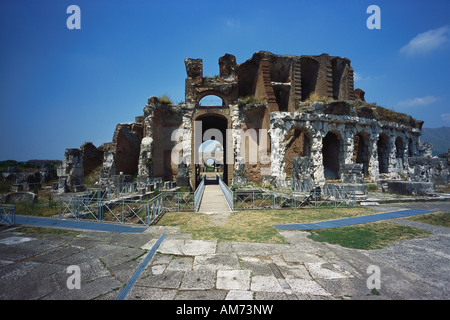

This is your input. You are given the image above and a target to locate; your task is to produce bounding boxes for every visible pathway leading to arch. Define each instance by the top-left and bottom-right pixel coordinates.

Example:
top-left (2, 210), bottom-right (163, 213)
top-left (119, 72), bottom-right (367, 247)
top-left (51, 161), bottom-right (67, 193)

top-left (198, 184), bottom-right (231, 215)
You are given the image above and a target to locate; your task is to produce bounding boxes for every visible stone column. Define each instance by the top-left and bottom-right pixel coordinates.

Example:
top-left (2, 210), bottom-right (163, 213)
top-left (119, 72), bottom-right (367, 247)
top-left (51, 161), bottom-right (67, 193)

top-left (311, 131), bottom-right (325, 184)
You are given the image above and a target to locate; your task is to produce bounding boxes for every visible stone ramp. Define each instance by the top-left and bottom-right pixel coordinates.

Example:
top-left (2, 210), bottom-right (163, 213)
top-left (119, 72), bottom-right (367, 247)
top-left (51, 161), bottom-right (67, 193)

top-left (198, 185), bottom-right (231, 214)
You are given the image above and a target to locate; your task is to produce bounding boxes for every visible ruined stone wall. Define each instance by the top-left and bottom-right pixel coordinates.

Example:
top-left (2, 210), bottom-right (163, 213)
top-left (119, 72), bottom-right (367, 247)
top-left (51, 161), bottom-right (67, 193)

top-left (113, 121), bottom-right (143, 175)
top-left (270, 101), bottom-right (422, 185)
top-left (56, 148), bottom-right (84, 192)
top-left (237, 51), bottom-right (355, 112)
top-left (80, 142), bottom-right (103, 176)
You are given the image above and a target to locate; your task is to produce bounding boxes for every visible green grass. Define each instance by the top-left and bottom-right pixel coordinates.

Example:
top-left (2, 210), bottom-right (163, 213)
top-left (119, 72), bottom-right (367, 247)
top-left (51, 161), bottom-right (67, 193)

top-left (158, 206), bottom-right (436, 249)
top-left (307, 222), bottom-right (432, 250)
top-left (15, 201), bottom-right (59, 217)
top-left (407, 212), bottom-right (450, 228)
top-left (14, 226), bottom-right (80, 237)
top-left (158, 207), bottom-right (376, 244)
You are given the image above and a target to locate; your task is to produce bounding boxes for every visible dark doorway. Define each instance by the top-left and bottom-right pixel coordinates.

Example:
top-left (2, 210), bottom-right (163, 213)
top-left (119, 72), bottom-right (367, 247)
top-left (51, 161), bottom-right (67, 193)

top-left (194, 114), bottom-right (228, 187)
top-left (377, 133), bottom-right (389, 174)
top-left (353, 132), bottom-right (370, 176)
top-left (322, 132), bottom-right (342, 179)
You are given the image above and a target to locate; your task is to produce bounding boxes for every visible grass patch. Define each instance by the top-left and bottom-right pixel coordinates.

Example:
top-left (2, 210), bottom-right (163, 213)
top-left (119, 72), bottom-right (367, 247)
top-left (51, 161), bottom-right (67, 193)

top-left (157, 94), bottom-right (172, 104)
top-left (158, 207), bottom-right (375, 244)
top-left (14, 226), bottom-right (80, 237)
top-left (307, 221), bottom-right (432, 250)
top-left (407, 212), bottom-right (450, 228)
top-left (15, 201), bottom-right (59, 217)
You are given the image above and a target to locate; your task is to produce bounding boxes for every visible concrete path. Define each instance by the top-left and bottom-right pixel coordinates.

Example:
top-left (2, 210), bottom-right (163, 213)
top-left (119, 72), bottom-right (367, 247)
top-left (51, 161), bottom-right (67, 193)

top-left (198, 185), bottom-right (231, 214)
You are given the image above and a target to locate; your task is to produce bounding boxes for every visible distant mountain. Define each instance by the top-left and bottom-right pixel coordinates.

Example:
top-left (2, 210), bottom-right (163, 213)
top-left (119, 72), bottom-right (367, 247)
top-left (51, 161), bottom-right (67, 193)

top-left (421, 127), bottom-right (450, 156)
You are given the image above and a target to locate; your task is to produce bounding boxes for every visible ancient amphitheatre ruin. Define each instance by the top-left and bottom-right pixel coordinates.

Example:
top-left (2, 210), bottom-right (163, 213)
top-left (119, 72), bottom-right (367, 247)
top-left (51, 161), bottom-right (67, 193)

top-left (54, 51), bottom-right (448, 204)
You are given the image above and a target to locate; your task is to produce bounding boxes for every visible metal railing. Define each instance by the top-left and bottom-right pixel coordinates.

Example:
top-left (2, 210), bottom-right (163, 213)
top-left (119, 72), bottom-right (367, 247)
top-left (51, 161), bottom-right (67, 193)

top-left (194, 177), bottom-right (205, 212)
top-left (219, 176), bottom-right (234, 211)
top-left (0, 204), bottom-right (15, 226)
top-left (233, 183), bottom-right (356, 210)
top-left (58, 192), bottom-right (169, 226)
top-left (161, 192), bottom-right (195, 212)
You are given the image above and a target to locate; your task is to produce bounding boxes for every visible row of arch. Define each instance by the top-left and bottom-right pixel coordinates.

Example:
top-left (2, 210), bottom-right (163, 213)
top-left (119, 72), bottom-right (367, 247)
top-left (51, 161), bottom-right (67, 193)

top-left (285, 127), bottom-right (417, 179)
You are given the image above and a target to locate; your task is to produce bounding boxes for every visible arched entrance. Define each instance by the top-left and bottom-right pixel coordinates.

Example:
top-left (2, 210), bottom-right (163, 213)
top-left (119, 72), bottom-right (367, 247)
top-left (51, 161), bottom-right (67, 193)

top-left (377, 133), bottom-right (389, 174)
top-left (284, 127), bottom-right (311, 178)
top-left (192, 113), bottom-right (230, 188)
top-left (353, 132), bottom-right (370, 176)
top-left (395, 136), bottom-right (405, 172)
top-left (322, 131), bottom-right (343, 180)
top-left (198, 140), bottom-right (224, 184)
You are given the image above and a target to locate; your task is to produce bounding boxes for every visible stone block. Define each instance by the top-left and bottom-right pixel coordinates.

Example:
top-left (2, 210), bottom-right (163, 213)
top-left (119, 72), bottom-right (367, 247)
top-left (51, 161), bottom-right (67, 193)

top-left (5, 192), bottom-right (37, 204)
top-left (340, 164), bottom-right (364, 184)
top-left (387, 181), bottom-right (435, 196)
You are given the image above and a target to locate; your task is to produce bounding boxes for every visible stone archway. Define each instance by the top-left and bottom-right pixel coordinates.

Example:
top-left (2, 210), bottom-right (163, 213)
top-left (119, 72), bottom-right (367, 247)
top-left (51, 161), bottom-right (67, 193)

top-left (322, 131), bottom-right (343, 179)
top-left (395, 136), bottom-right (405, 172)
top-left (353, 132), bottom-right (370, 176)
top-left (284, 127), bottom-right (311, 178)
top-left (377, 133), bottom-right (390, 174)
top-left (191, 113), bottom-right (232, 187)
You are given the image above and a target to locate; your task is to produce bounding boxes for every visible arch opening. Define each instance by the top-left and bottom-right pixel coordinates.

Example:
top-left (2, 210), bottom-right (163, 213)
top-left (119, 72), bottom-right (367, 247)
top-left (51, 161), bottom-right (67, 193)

top-left (194, 114), bottom-right (228, 186)
top-left (198, 95), bottom-right (225, 107)
top-left (377, 133), bottom-right (390, 174)
top-left (353, 132), bottom-right (370, 176)
top-left (284, 128), bottom-right (311, 178)
top-left (322, 131), bottom-right (343, 180)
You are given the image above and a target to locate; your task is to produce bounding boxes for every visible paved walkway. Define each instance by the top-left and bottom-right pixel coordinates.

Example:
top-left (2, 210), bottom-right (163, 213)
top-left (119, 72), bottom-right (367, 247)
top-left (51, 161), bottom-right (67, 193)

top-left (198, 185), bottom-right (231, 214)
top-left (14, 215), bottom-right (147, 233)
top-left (273, 209), bottom-right (434, 231)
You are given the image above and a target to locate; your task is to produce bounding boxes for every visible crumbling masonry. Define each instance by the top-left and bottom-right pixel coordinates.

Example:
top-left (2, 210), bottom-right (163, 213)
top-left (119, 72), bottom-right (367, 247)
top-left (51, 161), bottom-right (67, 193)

top-left (58, 51), bottom-right (449, 194)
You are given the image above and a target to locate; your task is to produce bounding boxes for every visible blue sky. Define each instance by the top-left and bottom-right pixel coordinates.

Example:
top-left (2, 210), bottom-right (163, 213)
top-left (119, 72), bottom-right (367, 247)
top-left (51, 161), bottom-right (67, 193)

top-left (1, 0), bottom-right (449, 161)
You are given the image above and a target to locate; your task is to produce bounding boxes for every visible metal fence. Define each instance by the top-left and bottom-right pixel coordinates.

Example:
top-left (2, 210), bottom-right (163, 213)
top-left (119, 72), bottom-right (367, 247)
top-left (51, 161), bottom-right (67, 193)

top-left (161, 192), bottom-right (195, 212)
top-left (84, 178), bottom-right (164, 201)
top-left (57, 178), bottom-right (357, 226)
top-left (0, 204), bottom-right (15, 226)
top-left (58, 190), bottom-right (196, 226)
top-left (219, 177), bottom-right (234, 211)
top-left (233, 183), bottom-right (356, 210)
top-left (194, 177), bottom-right (205, 212)
top-left (58, 193), bottom-right (165, 226)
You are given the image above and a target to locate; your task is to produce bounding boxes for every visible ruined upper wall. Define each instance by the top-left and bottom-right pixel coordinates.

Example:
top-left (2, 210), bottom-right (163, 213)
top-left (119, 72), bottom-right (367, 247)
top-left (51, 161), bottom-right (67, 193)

top-left (236, 51), bottom-right (355, 111)
top-left (185, 56), bottom-right (239, 106)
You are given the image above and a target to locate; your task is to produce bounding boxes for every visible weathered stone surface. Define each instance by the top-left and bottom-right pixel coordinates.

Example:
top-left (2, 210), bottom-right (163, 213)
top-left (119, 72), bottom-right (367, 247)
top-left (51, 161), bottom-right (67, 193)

top-left (113, 123), bottom-right (143, 175)
top-left (387, 181), bottom-right (435, 196)
top-left (407, 156), bottom-right (450, 184)
top-left (99, 152), bottom-right (116, 186)
top-left (291, 156), bottom-right (313, 182)
top-left (353, 88), bottom-right (365, 101)
top-left (340, 163), bottom-right (364, 184)
top-left (4, 192), bottom-right (37, 204)
top-left (80, 142), bottom-right (103, 176)
top-left (56, 148), bottom-right (84, 193)
top-left (176, 161), bottom-right (190, 187)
